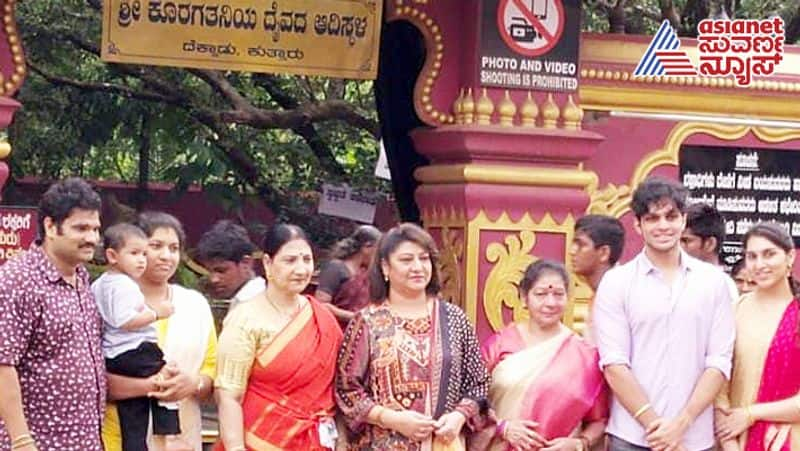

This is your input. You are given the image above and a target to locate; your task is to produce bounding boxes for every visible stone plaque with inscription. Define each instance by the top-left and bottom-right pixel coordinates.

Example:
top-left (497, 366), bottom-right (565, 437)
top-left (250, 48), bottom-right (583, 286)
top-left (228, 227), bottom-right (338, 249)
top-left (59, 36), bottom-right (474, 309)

top-left (680, 145), bottom-right (800, 268)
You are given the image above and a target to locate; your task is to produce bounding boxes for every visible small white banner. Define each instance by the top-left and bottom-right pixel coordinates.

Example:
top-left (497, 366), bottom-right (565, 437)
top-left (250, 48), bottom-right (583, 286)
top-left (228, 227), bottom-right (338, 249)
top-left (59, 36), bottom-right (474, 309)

top-left (374, 140), bottom-right (391, 181)
top-left (319, 184), bottom-right (378, 223)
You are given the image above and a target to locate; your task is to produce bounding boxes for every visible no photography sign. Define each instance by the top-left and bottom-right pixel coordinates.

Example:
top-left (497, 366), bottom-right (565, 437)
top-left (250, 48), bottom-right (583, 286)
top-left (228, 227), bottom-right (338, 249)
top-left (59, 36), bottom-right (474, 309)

top-left (479, 0), bottom-right (581, 92)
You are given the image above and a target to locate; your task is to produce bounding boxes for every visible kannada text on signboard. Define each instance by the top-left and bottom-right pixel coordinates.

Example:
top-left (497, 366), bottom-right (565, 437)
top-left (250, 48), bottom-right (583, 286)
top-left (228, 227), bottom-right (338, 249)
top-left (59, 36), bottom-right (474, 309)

top-left (681, 145), bottom-right (800, 267)
top-left (0, 208), bottom-right (38, 265)
top-left (103, 0), bottom-right (382, 79)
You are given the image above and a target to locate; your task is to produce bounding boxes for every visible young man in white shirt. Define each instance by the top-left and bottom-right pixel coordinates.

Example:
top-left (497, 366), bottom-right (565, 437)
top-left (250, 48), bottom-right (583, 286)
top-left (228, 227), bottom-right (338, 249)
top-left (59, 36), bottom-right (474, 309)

top-left (594, 176), bottom-right (736, 451)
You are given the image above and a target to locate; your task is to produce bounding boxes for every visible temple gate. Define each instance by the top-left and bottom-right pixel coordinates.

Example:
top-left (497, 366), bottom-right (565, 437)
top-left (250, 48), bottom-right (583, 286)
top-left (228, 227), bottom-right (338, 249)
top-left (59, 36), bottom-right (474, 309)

top-left (378, 0), bottom-right (800, 340)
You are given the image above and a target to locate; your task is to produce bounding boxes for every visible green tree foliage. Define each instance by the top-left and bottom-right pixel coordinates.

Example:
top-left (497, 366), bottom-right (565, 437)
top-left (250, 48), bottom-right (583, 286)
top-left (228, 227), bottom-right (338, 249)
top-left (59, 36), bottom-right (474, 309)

top-left (8, 0), bottom-right (799, 246)
top-left (10, 0), bottom-right (386, 246)
top-left (583, 0), bottom-right (800, 41)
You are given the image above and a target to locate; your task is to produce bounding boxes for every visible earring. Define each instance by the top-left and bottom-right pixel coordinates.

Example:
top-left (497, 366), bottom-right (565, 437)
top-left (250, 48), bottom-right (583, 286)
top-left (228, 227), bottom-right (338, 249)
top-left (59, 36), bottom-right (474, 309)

top-left (384, 274), bottom-right (389, 282)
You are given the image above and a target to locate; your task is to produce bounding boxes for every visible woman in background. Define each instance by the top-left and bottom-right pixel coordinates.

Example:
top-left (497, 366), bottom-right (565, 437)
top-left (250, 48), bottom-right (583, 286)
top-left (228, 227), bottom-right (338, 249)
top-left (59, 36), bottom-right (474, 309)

top-left (316, 225), bottom-right (381, 328)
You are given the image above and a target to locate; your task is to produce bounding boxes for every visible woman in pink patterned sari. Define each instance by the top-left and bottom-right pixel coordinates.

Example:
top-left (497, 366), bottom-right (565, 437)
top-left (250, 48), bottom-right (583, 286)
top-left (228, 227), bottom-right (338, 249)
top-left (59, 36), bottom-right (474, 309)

top-left (474, 260), bottom-right (608, 451)
top-left (716, 222), bottom-right (800, 451)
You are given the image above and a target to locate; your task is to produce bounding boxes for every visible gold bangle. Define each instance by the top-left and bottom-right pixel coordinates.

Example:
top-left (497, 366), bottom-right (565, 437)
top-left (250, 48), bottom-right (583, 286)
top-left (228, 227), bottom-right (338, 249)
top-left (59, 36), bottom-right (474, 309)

top-left (11, 438), bottom-right (35, 450)
top-left (10, 434), bottom-right (32, 445)
top-left (633, 403), bottom-right (651, 420)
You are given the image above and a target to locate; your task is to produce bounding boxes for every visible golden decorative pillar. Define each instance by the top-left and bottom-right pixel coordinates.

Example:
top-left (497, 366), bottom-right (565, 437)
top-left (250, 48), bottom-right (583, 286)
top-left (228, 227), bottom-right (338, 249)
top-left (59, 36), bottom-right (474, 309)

top-left (475, 88), bottom-right (494, 125)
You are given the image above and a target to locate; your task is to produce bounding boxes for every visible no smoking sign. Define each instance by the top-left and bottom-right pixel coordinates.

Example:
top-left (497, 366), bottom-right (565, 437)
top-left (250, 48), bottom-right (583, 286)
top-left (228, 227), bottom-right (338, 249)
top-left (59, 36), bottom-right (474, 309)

top-left (497, 0), bottom-right (565, 57)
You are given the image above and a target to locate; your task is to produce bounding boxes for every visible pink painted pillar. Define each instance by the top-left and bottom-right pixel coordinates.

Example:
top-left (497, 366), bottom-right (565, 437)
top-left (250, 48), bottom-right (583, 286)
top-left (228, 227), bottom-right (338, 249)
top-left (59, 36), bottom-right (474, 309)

top-left (0, 0), bottom-right (26, 199)
top-left (387, 0), bottom-right (604, 340)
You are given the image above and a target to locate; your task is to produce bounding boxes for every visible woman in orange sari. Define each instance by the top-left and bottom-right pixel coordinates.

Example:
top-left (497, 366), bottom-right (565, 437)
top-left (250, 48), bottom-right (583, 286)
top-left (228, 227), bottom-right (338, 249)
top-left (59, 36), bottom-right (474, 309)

top-left (474, 260), bottom-right (608, 451)
top-left (214, 224), bottom-right (343, 450)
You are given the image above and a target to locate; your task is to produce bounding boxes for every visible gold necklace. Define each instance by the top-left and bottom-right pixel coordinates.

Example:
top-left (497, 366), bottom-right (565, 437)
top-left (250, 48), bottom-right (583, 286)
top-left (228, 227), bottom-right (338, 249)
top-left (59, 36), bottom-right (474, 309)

top-left (266, 294), bottom-right (301, 318)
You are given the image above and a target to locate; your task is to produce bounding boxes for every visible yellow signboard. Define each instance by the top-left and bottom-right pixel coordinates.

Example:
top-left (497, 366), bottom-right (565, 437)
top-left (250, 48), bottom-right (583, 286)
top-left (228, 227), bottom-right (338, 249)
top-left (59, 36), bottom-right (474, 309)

top-left (101, 0), bottom-right (382, 79)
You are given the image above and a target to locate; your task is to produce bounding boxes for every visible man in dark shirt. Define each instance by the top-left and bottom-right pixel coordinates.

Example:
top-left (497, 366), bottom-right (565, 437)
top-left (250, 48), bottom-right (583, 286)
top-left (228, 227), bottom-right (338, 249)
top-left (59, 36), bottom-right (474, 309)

top-left (0, 178), bottom-right (105, 451)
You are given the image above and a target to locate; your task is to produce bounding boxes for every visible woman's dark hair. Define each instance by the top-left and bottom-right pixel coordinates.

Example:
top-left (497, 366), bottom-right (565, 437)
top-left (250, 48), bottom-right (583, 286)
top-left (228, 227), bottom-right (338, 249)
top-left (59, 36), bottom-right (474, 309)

top-left (330, 225), bottom-right (382, 259)
top-left (743, 222), bottom-right (800, 337)
top-left (519, 259), bottom-right (570, 298)
top-left (261, 223), bottom-right (309, 257)
top-left (134, 211), bottom-right (186, 248)
top-left (743, 222), bottom-right (799, 297)
top-left (368, 223), bottom-right (441, 302)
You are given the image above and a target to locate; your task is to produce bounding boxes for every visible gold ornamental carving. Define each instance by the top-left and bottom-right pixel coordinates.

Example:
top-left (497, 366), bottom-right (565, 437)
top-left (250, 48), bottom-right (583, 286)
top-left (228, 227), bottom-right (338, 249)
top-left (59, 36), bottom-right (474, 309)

top-left (587, 183), bottom-right (632, 217)
top-left (0, 140), bottom-right (10, 160)
top-left (587, 123), bottom-right (800, 218)
top-left (0, 0), bottom-right (25, 95)
top-left (466, 210), bottom-right (582, 331)
top-left (420, 206), bottom-right (467, 229)
top-left (415, 163), bottom-right (598, 191)
top-left (437, 226), bottom-right (464, 307)
top-left (483, 230), bottom-right (537, 331)
top-left (388, 2), bottom-right (451, 125)
top-left (450, 87), bottom-right (585, 130)
top-left (421, 208), bottom-right (466, 307)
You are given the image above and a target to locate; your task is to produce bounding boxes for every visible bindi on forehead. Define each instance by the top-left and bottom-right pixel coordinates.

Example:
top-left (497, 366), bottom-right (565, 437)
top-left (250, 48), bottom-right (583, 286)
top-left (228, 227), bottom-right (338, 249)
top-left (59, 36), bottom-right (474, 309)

top-left (534, 283), bottom-right (566, 290)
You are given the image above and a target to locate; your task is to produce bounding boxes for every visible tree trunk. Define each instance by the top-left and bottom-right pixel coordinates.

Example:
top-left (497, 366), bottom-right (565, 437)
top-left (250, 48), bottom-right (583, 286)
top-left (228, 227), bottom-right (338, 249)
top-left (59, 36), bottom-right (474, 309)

top-left (136, 114), bottom-right (150, 210)
top-left (609, 0), bottom-right (628, 33)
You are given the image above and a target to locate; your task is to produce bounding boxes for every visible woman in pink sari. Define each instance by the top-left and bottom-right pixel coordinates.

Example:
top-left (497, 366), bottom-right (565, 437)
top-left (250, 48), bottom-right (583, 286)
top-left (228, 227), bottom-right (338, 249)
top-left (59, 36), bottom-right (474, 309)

top-left (475, 260), bottom-right (608, 451)
top-left (716, 222), bottom-right (800, 451)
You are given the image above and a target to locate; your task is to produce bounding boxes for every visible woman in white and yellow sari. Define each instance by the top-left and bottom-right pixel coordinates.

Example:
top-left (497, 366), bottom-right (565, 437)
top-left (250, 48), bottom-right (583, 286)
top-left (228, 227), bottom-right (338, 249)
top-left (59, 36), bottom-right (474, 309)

top-left (103, 212), bottom-right (217, 451)
top-left (473, 260), bottom-right (608, 451)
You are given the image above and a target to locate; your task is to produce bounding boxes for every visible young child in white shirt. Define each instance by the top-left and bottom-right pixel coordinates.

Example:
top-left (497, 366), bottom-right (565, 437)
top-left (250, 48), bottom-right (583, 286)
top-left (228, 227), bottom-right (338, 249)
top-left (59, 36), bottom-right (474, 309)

top-left (92, 223), bottom-right (179, 451)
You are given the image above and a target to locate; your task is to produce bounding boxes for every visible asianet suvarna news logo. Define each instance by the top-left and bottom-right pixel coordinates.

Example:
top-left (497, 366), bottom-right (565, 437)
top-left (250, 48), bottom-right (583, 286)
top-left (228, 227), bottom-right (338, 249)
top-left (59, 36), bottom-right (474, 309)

top-left (634, 18), bottom-right (785, 86)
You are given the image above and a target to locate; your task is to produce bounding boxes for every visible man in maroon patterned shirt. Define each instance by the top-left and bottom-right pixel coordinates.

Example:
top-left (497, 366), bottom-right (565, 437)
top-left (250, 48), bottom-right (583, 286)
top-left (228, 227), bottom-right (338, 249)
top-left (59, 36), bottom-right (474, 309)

top-left (0, 178), bottom-right (105, 451)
